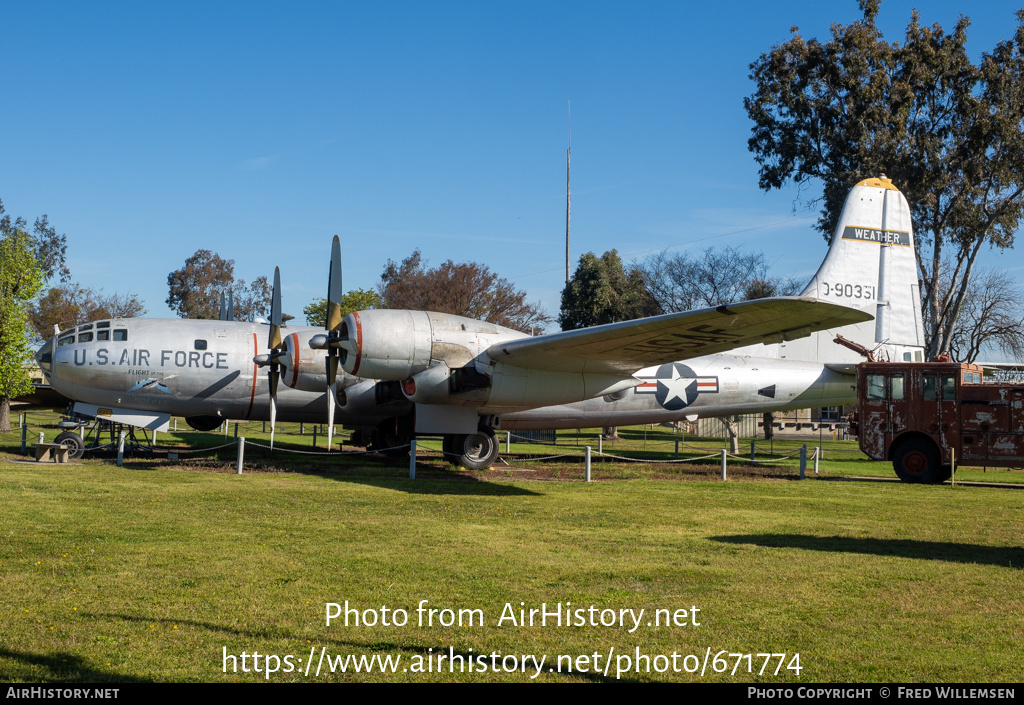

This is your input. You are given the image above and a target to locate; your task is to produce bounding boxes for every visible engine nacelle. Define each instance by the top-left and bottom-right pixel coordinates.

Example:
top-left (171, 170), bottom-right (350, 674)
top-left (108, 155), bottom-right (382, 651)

top-left (337, 378), bottom-right (413, 418)
top-left (280, 332), bottom-right (329, 392)
top-left (339, 310), bottom-right (528, 380)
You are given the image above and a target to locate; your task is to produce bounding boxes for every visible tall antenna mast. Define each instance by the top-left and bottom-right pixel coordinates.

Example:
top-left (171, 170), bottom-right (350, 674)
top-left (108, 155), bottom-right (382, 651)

top-left (565, 100), bottom-right (571, 285)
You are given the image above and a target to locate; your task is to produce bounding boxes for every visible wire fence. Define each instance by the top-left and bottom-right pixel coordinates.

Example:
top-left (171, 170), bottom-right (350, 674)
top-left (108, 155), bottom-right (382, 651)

top-left (13, 409), bottom-right (838, 481)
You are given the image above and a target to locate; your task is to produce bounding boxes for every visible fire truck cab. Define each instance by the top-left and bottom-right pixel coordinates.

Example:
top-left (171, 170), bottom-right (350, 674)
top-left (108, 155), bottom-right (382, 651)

top-left (856, 361), bottom-right (1024, 483)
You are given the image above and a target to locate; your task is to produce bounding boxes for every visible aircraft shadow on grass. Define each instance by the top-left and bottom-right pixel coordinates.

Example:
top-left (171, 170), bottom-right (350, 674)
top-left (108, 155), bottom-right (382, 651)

top-left (710, 534), bottom-right (1024, 569)
top-left (88, 613), bottom-right (630, 683)
top-left (114, 445), bottom-right (543, 498)
top-left (0, 646), bottom-right (153, 683)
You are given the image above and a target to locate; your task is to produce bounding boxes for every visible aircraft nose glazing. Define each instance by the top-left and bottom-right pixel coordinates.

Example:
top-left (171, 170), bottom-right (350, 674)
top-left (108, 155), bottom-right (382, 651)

top-left (35, 339), bottom-right (53, 371)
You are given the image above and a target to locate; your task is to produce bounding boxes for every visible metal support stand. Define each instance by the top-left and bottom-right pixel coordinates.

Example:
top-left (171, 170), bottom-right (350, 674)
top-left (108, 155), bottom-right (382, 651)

top-left (21, 425), bottom-right (27, 455)
top-left (409, 439), bottom-right (417, 479)
top-left (813, 447), bottom-right (819, 474)
top-left (506, 431), bottom-right (510, 454)
top-left (800, 444), bottom-right (807, 479)
top-left (585, 446), bottom-right (591, 482)
top-left (720, 449), bottom-right (727, 481)
top-left (236, 437), bottom-right (245, 474)
top-left (117, 432), bottom-right (126, 467)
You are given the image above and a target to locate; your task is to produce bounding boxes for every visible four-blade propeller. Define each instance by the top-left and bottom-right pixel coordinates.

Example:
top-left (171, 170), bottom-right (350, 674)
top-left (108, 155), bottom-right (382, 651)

top-left (257, 238), bottom-right (348, 452)
top-left (252, 267), bottom-right (286, 449)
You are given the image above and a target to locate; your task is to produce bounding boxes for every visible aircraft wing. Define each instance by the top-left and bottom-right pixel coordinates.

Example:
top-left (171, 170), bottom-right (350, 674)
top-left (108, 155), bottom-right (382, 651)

top-left (485, 297), bottom-right (873, 375)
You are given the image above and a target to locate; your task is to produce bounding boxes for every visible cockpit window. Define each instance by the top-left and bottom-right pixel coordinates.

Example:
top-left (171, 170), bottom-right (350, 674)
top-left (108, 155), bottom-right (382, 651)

top-left (78, 332), bottom-right (93, 343)
top-left (113, 329), bottom-right (128, 341)
top-left (97, 330), bottom-right (110, 341)
top-left (57, 335), bottom-right (75, 347)
top-left (96, 321), bottom-right (110, 329)
top-left (194, 339), bottom-right (208, 350)
top-left (79, 323), bottom-right (93, 331)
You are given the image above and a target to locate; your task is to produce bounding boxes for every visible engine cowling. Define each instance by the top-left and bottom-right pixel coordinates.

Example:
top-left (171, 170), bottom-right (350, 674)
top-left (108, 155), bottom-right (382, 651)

top-left (339, 310), bottom-right (528, 380)
top-left (279, 332), bottom-right (329, 393)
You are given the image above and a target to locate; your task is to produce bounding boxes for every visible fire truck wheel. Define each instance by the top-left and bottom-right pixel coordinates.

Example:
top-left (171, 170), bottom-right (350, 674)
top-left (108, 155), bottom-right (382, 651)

top-left (892, 438), bottom-right (942, 483)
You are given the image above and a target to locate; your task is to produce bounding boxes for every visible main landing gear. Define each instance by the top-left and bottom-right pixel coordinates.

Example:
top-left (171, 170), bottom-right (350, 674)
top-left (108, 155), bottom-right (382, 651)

top-left (442, 428), bottom-right (499, 470)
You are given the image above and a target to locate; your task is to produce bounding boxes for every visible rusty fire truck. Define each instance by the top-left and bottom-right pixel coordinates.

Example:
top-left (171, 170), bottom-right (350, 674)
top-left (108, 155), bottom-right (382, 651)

top-left (855, 361), bottom-right (1024, 483)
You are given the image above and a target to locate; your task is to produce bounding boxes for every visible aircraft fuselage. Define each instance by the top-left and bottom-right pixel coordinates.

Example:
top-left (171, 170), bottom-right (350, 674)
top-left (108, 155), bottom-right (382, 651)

top-left (499, 354), bottom-right (853, 429)
top-left (39, 318), bottom-right (398, 427)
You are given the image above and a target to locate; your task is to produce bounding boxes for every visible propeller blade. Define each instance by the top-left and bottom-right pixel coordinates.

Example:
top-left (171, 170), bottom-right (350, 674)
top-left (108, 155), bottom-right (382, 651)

top-left (326, 381), bottom-right (336, 450)
top-left (327, 236), bottom-right (343, 331)
top-left (227, 290), bottom-right (235, 322)
top-left (269, 267), bottom-right (283, 350)
top-left (266, 267), bottom-right (284, 450)
top-left (218, 292), bottom-right (226, 321)
top-left (327, 354), bottom-right (339, 387)
top-left (268, 385), bottom-right (277, 451)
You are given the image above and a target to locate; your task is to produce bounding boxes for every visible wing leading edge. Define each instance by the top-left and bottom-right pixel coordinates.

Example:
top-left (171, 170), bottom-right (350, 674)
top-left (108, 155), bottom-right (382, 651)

top-left (484, 297), bottom-right (873, 375)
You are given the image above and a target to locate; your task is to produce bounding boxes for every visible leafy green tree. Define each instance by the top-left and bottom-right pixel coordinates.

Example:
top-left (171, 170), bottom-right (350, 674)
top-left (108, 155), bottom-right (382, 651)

top-left (166, 249), bottom-right (271, 320)
top-left (559, 250), bottom-right (660, 331)
top-left (745, 0), bottom-right (1024, 357)
top-left (0, 225), bottom-right (45, 431)
top-left (0, 200), bottom-right (69, 431)
top-left (303, 288), bottom-right (382, 326)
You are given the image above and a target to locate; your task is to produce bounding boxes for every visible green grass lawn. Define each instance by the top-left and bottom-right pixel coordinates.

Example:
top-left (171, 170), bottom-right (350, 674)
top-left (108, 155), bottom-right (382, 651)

top-left (2, 411), bottom-right (1022, 682)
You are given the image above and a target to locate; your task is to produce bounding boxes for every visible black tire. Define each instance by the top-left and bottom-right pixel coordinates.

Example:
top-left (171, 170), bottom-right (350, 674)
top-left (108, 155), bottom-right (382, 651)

top-left (382, 431), bottom-right (410, 458)
top-left (55, 431), bottom-right (85, 460)
top-left (892, 438), bottom-right (942, 483)
top-left (455, 430), bottom-right (498, 470)
top-left (442, 435), bottom-right (460, 466)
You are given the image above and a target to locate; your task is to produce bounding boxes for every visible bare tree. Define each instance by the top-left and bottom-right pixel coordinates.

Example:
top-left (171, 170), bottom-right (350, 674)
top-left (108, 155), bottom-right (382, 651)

top-left (642, 246), bottom-right (800, 314)
top-left (947, 268), bottom-right (1024, 363)
top-left (378, 250), bottom-right (550, 333)
top-left (30, 284), bottom-right (146, 338)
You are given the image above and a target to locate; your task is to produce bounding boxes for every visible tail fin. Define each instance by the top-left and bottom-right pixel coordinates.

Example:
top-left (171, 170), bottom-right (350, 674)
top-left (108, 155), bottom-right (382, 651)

top-left (780, 177), bottom-right (925, 364)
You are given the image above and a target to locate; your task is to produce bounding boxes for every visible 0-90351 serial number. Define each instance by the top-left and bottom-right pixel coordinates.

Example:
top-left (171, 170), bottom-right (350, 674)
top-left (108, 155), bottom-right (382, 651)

top-left (821, 282), bottom-right (876, 300)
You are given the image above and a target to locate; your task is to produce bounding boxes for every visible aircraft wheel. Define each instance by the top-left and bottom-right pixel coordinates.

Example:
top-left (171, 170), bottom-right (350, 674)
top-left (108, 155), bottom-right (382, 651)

top-left (55, 431), bottom-right (85, 460)
top-left (892, 438), bottom-right (942, 483)
top-left (442, 435), bottom-right (460, 466)
top-left (381, 431), bottom-right (410, 458)
top-left (456, 430), bottom-right (498, 470)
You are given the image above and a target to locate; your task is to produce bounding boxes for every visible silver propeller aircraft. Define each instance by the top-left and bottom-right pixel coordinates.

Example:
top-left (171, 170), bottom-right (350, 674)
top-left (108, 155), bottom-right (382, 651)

top-left (35, 178), bottom-right (910, 469)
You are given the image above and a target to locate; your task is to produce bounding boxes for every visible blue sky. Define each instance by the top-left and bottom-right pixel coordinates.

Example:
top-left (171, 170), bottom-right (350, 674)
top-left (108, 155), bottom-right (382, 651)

top-left (2, 1), bottom-right (1022, 327)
